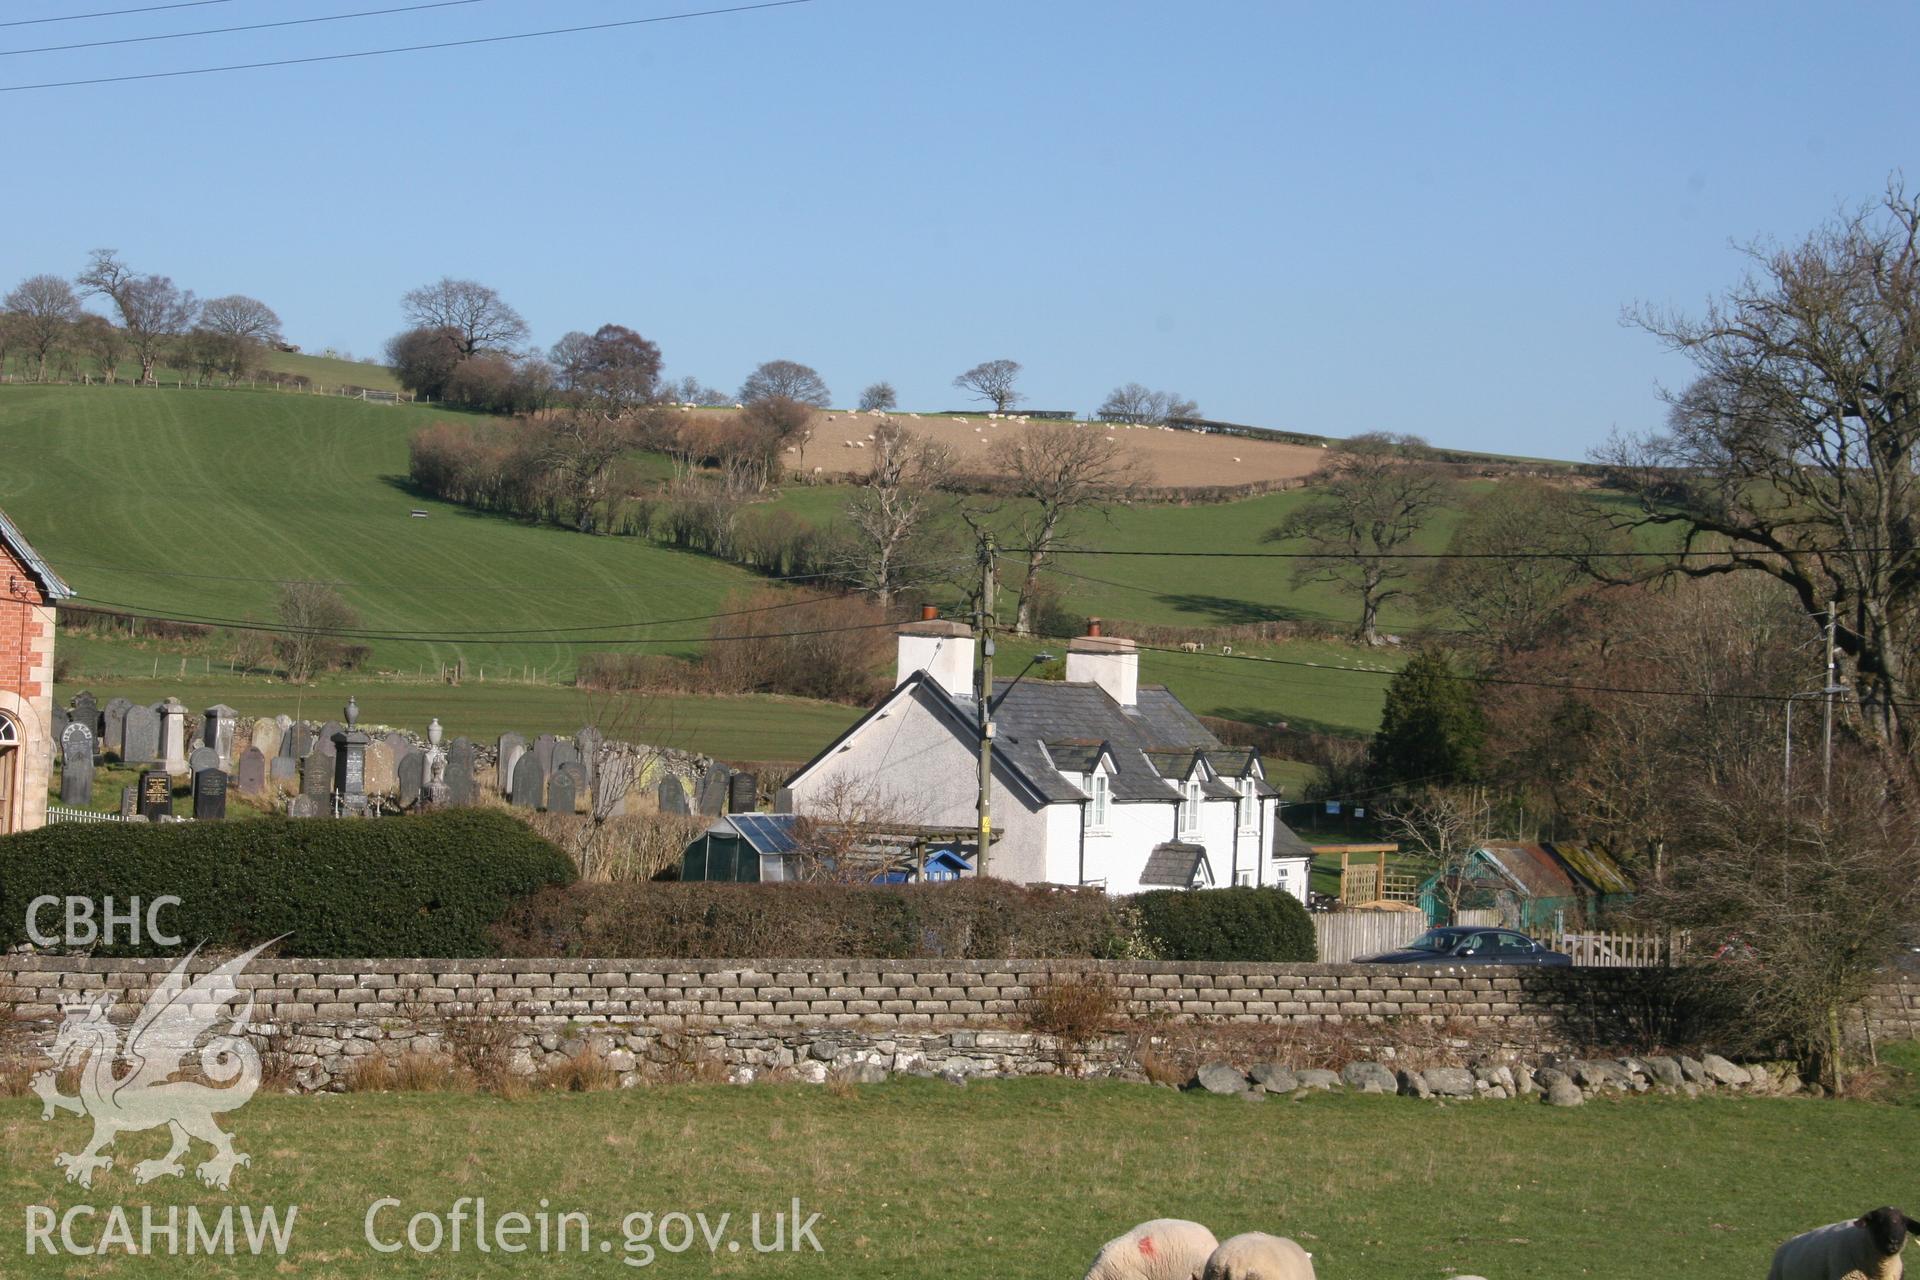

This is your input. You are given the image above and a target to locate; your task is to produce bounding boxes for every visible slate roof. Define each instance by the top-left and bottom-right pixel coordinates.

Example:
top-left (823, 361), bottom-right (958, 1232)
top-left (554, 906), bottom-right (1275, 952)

top-left (1140, 842), bottom-right (1210, 888)
top-left (1272, 820), bottom-right (1315, 860)
top-left (0, 507), bottom-right (72, 601)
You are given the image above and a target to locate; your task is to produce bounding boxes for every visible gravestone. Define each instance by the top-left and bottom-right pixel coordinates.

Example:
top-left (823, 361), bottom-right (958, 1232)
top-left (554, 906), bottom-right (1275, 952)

top-left (446, 739), bottom-right (477, 807)
top-left (658, 776), bottom-right (690, 815)
top-left (396, 749), bottom-right (425, 809)
top-left (269, 756), bottom-right (297, 790)
top-left (193, 768), bottom-right (228, 821)
top-left (316, 721), bottom-right (343, 760)
top-left (250, 717), bottom-right (283, 763)
top-left (202, 705), bottom-right (238, 771)
top-left (697, 765), bottom-right (732, 817)
top-left (70, 692), bottom-right (101, 746)
top-left (60, 734), bottom-right (94, 806)
top-left (545, 767), bottom-right (577, 815)
top-left (61, 719), bottom-right (97, 769)
top-left (301, 752), bottom-right (331, 801)
top-left (363, 742), bottom-right (398, 798)
top-left (188, 745), bottom-right (219, 777)
top-left (334, 700), bottom-right (371, 817)
top-left (289, 723), bottom-right (315, 759)
top-left (50, 708), bottom-right (68, 769)
top-left (103, 699), bottom-right (133, 757)
top-left (773, 786), bottom-right (794, 814)
top-left (137, 769), bottom-right (172, 821)
top-left (533, 734), bottom-right (557, 780)
top-left (120, 705), bottom-right (160, 765)
top-left (288, 794), bottom-right (322, 819)
top-left (551, 740), bottom-right (582, 777)
top-left (236, 747), bottom-right (268, 798)
top-left (497, 733), bottom-right (526, 796)
top-left (574, 727), bottom-right (603, 788)
top-left (119, 787), bottom-right (138, 819)
top-left (158, 698), bottom-right (189, 777)
top-left (381, 731), bottom-right (411, 758)
top-left (728, 771), bottom-right (758, 814)
top-left (509, 752), bottom-right (543, 809)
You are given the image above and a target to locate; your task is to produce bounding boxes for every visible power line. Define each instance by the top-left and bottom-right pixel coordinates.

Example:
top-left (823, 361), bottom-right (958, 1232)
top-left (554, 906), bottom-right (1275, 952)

top-left (0, 1), bottom-right (234, 29)
top-left (0, 0), bottom-right (815, 92)
top-left (1013, 544), bottom-right (1908, 562)
top-left (50, 554), bottom-right (840, 594)
top-left (3, 0), bottom-right (492, 58)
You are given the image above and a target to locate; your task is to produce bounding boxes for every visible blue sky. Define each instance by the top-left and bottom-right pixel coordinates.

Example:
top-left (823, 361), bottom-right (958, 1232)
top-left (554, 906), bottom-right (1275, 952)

top-left (1, 0), bottom-right (1913, 456)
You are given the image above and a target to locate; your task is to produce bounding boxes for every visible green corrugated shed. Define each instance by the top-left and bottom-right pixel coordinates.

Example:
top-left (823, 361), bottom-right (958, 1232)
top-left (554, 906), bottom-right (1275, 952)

top-left (1418, 842), bottom-right (1634, 928)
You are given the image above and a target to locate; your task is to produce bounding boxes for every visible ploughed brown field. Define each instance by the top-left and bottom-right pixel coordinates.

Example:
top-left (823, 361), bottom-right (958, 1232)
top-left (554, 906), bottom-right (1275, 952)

top-left (768, 409), bottom-right (1334, 489)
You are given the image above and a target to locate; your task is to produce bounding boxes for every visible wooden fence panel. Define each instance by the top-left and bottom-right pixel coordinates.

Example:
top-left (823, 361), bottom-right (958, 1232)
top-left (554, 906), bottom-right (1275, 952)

top-left (1315, 911), bottom-right (1429, 963)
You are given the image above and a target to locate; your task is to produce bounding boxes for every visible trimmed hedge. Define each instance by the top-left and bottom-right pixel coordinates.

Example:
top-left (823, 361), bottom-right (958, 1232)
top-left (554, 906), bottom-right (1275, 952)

top-left (0, 810), bottom-right (575, 958)
top-left (493, 879), bottom-right (1144, 960)
top-left (1134, 887), bottom-right (1318, 962)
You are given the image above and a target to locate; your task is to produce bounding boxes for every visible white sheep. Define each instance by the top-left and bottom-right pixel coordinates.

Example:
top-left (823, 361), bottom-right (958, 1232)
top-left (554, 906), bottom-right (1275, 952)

top-left (1085, 1220), bottom-right (1219, 1280)
top-left (1769, 1207), bottom-right (1917, 1280)
top-left (1202, 1232), bottom-right (1315, 1280)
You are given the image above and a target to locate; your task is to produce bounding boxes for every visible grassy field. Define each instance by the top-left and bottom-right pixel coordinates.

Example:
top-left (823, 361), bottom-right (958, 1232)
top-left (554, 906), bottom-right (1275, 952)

top-left (1, 1074), bottom-right (1914, 1277)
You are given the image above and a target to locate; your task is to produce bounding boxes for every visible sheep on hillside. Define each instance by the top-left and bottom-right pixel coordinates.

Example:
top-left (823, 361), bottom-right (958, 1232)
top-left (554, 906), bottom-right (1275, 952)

top-left (1084, 1219), bottom-right (1219, 1280)
top-left (1769, 1207), bottom-right (1918, 1280)
top-left (1202, 1232), bottom-right (1315, 1280)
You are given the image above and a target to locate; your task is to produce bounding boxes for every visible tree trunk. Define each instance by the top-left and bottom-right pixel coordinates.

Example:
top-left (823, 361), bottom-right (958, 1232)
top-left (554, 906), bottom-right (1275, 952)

top-left (1357, 594), bottom-right (1381, 646)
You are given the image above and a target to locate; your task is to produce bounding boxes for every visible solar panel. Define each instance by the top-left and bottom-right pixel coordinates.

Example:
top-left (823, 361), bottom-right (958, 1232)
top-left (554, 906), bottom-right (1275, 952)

top-left (731, 812), bottom-right (798, 854)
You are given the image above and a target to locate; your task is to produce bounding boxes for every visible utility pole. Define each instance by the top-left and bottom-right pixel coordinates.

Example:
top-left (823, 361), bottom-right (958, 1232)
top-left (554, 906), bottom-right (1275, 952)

top-left (976, 532), bottom-right (996, 878)
top-left (1822, 600), bottom-right (1837, 805)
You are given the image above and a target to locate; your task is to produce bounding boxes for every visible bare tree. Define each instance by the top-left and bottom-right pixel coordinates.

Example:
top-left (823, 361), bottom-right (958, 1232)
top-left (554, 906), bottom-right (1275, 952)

top-left (670, 374), bottom-right (728, 406)
top-left (535, 413), bottom-right (637, 532)
top-left (1426, 480), bottom-right (1618, 655)
top-left (400, 277), bottom-right (528, 357)
top-left (76, 250), bottom-right (196, 384)
top-left (1266, 433), bottom-right (1449, 645)
top-left (986, 423), bottom-right (1146, 633)
top-left (738, 359), bottom-right (830, 407)
top-left (1636, 752), bottom-right (1920, 1091)
top-left (549, 323), bottom-right (663, 417)
top-left (1097, 382), bottom-right (1197, 425)
top-left (858, 380), bottom-right (898, 412)
top-left (197, 294), bottom-right (281, 378)
top-left (73, 313), bottom-right (125, 382)
top-left (840, 420), bottom-right (956, 606)
top-left (790, 773), bottom-right (926, 883)
top-left (274, 582), bottom-right (359, 684)
top-left (953, 358), bottom-right (1023, 412)
top-left (1601, 180), bottom-right (1920, 784)
top-left (560, 686), bottom-right (683, 881)
top-left (1381, 786), bottom-right (1494, 924)
top-left (3, 274), bottom-right (80, 381)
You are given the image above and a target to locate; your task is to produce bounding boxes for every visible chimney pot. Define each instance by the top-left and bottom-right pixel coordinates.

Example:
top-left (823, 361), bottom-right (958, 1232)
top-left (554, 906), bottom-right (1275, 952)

top-left (921, 604), bottom-right (938, 621)
top-left (1087, 618), bottom-right (1102, 637)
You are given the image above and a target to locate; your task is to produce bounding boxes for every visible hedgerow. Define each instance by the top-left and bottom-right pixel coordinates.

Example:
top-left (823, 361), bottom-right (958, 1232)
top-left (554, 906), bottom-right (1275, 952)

top-left (0, 810), bottom-right (574, 958)
top-left (1133, 886), bottom-right (1318, 962)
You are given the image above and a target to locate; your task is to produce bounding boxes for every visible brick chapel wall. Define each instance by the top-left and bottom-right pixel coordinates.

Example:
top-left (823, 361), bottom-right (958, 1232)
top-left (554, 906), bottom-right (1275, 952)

top-left (0, 535), bottom-right (55, 834)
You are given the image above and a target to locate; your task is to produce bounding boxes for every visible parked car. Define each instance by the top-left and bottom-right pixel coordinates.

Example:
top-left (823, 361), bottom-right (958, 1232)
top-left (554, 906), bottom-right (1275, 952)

top-left (1360, 926), bottom-right (1572, 966)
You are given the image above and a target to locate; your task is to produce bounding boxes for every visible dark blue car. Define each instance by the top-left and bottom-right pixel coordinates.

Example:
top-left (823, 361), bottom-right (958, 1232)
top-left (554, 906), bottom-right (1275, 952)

top-left (1361, 925), bottom-right (1572, 966)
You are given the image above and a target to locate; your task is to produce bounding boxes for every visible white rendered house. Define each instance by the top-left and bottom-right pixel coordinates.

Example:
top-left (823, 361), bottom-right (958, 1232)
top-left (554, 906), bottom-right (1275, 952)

top-left (785, 617), bottom-right (1315, 900)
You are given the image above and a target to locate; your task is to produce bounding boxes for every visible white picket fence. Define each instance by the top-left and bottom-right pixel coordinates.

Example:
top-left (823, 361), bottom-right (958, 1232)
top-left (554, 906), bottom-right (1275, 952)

top-left (1315, 911), bottom-right (1429, 963)
top-left (1531, 927), bottom-right (1677, 968)
top-left (45, 805), bottom-right (130, 825)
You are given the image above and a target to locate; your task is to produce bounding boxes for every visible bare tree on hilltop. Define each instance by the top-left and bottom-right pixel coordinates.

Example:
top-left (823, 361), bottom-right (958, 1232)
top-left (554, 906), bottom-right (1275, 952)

top-left (550, 324), bottom-right (663, 417)
top-left (1599, 178), bottom-right (1920, 784)
top-left (77, 249), bottom-right (196, 385)
top-left (1098, 382), bottom-right (1197, 425)
top-left (4, 274), bottom-right (80, 381)
top-left (953, 358), bottom-right (1023, 412)
top-left (858, 381), bottom-right (897, 412)
top-left (401, 277), bottom-right (528, 358)
top-left (1266, 432), bottom-right (1449, 646)
top-left (739, 359), bottom-right (830, 408)
top-left (197, 294), bottom-right (282, 379)
top-left (985, 423), bottom-right (1146, 634)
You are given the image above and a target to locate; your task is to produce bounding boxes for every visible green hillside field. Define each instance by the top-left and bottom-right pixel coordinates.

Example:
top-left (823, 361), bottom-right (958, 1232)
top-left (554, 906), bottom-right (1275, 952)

top-left (2, 382), bottom-right (1441, 771)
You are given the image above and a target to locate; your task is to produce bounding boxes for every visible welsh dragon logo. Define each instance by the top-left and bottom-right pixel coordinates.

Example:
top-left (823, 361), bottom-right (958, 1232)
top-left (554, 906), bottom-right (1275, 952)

top-left (31, 940), bottom-right (276, 1190)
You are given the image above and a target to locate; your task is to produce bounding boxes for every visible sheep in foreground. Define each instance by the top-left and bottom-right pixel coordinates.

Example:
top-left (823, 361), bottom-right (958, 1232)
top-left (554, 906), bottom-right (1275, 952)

top-left (1084, 1219), bottom-right (1219, 1280)
top-left (1201, 1232), bottom-right (1315, 1280)
top-left (1769, 1207), bottom-right (1918, 1280)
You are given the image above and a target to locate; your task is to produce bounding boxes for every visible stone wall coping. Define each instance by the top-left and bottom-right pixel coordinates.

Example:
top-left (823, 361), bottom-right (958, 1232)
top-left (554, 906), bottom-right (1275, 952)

top-left (1, 956), bottom-right (1642, 977)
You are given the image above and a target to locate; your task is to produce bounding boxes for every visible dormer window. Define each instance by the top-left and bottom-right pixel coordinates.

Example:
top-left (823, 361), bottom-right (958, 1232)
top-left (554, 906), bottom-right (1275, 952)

top-left (1180, 776), bottom-right (1202, 835)
top-left (1084, 769), bottom-right (1111, 831)
top-left (1237, 779), bottom-right (1257, 832)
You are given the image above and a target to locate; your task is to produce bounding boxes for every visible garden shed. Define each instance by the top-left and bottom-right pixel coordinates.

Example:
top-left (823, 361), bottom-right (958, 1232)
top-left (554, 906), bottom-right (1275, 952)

top-left (1417, 841), bottom-right (1633, 930)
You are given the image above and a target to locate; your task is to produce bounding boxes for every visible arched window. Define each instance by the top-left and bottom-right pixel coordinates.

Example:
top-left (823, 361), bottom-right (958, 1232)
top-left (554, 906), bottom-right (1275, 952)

top-left (0, 711), bottom-right (16, 835)
top-left (0, 714), bottom-right (16, 745)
